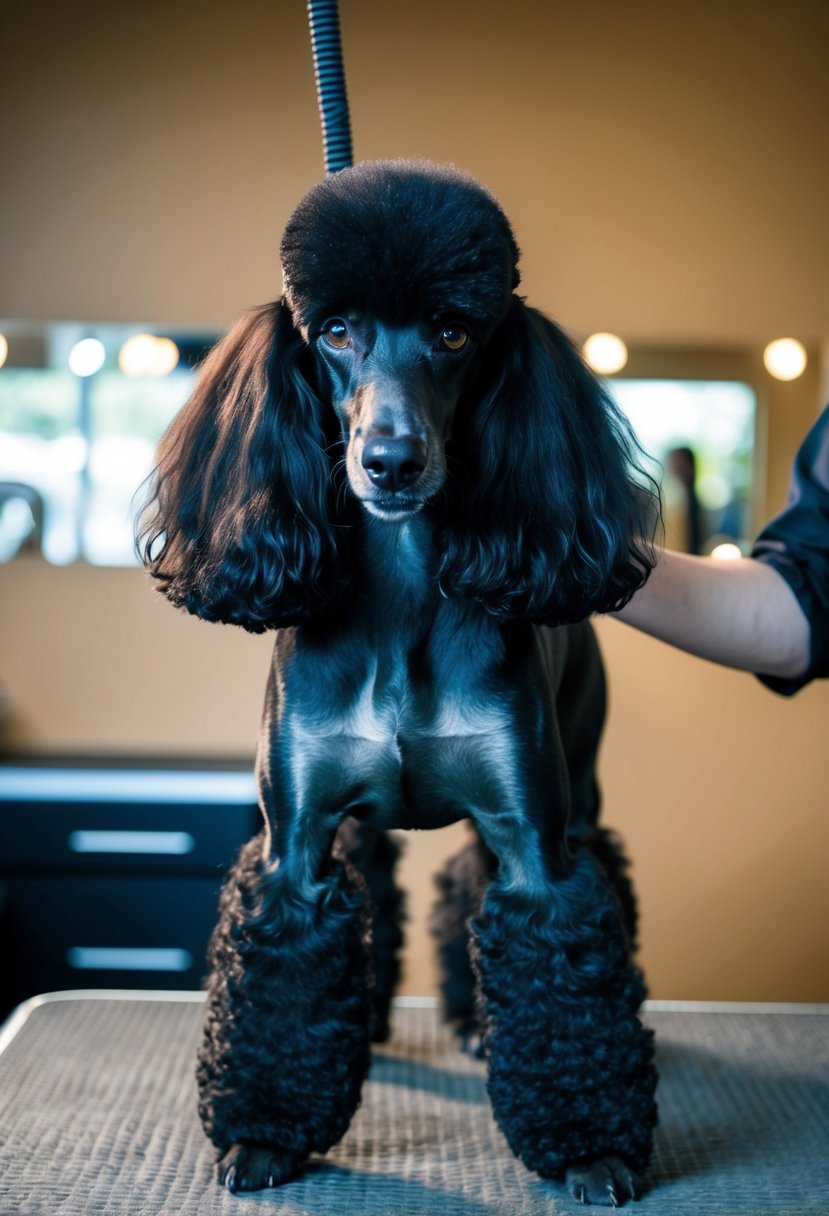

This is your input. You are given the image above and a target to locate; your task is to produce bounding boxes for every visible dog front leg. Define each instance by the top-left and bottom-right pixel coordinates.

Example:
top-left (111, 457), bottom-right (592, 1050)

top-left (470, 818), bottom-right (657, 1206)
top-left (196, 820), bottom-right (373, 1192)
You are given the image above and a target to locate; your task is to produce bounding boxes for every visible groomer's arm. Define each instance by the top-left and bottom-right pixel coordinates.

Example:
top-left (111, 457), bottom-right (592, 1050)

top-left (613, 549), bottom-right (811, 679)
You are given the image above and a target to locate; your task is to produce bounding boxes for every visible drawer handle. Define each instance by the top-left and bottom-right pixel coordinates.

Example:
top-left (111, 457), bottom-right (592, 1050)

top-left (67, 947), bottom-right (194, 971)
top-left (68, 830), bottom-right (195, 855)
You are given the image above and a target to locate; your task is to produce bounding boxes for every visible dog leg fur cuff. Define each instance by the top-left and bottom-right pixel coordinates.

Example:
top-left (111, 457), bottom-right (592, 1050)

top-left (196, 836), bottom-right (373, 1185)
top-left (472, 851), bottom-right (658, 1182)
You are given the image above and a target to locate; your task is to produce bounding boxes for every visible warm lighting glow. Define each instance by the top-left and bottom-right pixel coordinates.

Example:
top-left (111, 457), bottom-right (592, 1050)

top-left (763, 338), bottom-right (807, 381)
top-left (711, 542), bottom-right (742, 562)
top-left (119, 333), bottom-right (180, 377)
top-left (583, 332), bottom-right (628, 375)
top-left (69, 337), bottom-right (106, 377)
top-left (0, 333), bottom-right (8, 369)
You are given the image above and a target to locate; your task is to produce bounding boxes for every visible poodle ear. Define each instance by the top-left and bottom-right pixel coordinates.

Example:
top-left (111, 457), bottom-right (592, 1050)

top-left (138, 300), bottom-right (348, 630)
top-left (438, 297), bottom-right (658, 624)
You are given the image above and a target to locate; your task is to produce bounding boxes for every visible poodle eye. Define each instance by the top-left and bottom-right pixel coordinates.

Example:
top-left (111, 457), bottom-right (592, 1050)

top-left (322, 319), bottom-right (350, 350)
top-left (438, 325), bottom-right (469, 353)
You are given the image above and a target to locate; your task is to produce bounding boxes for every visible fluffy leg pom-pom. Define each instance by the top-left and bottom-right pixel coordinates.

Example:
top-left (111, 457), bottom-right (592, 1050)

top-left (196, 836), bottom-right (373, 1187)
top-left (472, 851), bottom-right (657, 1198)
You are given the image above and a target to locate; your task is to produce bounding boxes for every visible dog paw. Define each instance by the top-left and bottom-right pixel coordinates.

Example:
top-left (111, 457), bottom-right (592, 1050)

top-left (565, 1157), bottom-right (641, 1207)
top-left (217, 1143), bottom-right (299, 1192)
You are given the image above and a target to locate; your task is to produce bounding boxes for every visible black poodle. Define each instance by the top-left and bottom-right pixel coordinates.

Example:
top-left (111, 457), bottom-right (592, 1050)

top-left (140, 160), bottom-right (659, 1207)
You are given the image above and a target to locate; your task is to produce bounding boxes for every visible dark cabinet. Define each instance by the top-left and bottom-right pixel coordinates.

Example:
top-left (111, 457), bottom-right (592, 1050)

top-left (0, 757), bottom-right (260, 1015)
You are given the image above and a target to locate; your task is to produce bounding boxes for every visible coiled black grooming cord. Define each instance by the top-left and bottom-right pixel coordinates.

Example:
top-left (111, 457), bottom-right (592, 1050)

top-left (306, 0), bottom-right (353, 174)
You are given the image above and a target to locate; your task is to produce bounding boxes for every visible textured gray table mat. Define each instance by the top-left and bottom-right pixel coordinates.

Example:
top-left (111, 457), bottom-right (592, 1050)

top-left (0, 993), bottom-right (827, 1215)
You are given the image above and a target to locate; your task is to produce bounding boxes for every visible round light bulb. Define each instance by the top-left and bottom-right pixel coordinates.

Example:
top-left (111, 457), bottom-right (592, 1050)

top-left (117, 333), bottom-right (178, 374)
top-left (582, 332), bottom-right (628, 375)
top-left (710, 542), bottom-right (742, 562)
top-left (151, 337), bottom-right (180, 376)
top-left (119, 333), bottom-right (156, 376)
top-left (0, 333), bottom-right (8, 369)
top-left (69, 337), bottom-right (106, 377)
top-left (763, 338), bottom-right (807, 382)
top-left (119, 333), bottom-right (180, 377)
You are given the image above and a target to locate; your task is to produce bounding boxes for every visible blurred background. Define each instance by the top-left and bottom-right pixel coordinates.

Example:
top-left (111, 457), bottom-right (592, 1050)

top-left (0, 0), bottom-right (827, 1011)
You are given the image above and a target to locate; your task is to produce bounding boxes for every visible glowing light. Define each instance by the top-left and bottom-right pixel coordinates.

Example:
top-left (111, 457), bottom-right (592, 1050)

top-left (69, 337), bottom-right (106, 377)
top-left (0, 333), bottom-right (8, 369)
top-left (710, 542), bottom-right (742, 562)
top-left (583, 332), bottom-right (628, 375)
top-left (763, 338), bottom-right (807, 381)
top-left (119, 333), bottom-right (180, 377)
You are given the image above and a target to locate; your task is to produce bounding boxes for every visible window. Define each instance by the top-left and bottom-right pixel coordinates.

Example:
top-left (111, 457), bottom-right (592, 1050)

top-left (1, 324), bottom-right (760, 565)
top-left (0, 323), bottom-right (216, 564)
top-left (606, 378), bottom-right (758, 555)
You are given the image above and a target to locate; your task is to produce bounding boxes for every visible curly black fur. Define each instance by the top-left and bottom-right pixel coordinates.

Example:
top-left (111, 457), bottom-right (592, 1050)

top-left (472, 852), bottom-right (658, 1181)
top-left (196, 836), bottom-right (373, 1178)
top-left (432, 828), bottom-right (642, 1054)
top-left (588, 827), bottom-right (641, 951)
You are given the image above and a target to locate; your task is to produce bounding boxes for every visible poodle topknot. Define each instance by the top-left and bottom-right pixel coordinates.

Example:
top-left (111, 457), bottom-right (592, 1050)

top-left (280, 160), bottom-right (521, 334)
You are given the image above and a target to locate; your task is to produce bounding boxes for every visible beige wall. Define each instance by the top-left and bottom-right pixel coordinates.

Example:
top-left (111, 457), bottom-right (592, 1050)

top-left (1, 0), bottom-right (828, 1001)
top-left (2, 0), bottom-right (828, 344)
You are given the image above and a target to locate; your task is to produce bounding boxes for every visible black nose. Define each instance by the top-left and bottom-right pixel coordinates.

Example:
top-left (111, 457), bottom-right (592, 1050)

top-left (361, 435), bottom-right (427, 492)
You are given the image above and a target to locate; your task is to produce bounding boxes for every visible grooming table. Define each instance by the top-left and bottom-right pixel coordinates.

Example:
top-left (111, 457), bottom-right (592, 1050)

top-left (0, 994), bottom-right (826, 1215)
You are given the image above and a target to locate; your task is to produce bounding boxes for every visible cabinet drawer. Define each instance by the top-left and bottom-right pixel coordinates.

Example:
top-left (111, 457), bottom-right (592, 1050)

top-left (2, 874), bottom-right (225, 1005)
top-left (0, 764), bottom-right (259, 871)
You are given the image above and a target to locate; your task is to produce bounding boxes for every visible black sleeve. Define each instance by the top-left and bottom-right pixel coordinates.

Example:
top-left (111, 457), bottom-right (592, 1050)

top-left (751, 404), bottom-right (829, 695)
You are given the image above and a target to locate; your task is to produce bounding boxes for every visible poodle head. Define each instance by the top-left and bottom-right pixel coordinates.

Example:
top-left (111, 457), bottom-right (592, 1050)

top-left (141, 159), bottom-right (656, 630)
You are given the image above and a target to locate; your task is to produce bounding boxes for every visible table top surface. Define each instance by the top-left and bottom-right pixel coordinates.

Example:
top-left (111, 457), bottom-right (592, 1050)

top-left (1, 992), bottom-right (827, 1215)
